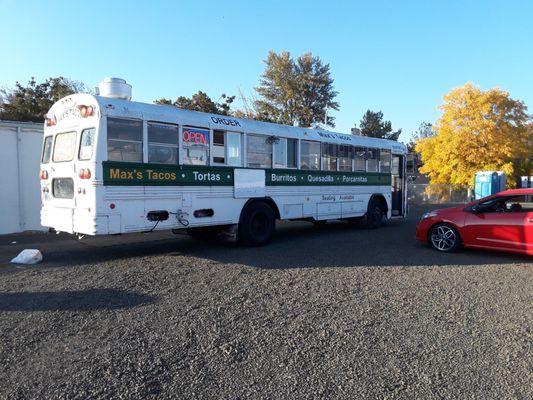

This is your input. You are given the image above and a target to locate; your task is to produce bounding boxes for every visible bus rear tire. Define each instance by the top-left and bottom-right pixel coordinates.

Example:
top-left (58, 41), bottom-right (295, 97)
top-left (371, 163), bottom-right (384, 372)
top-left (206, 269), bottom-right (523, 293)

top-left (364, 198), bottom-right (384, 229)
top-left (238, 202), bottom-right (275, 246)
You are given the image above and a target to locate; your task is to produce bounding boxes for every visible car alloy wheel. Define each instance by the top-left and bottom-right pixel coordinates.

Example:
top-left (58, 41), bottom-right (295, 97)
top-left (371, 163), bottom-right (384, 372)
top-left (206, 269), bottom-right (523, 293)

top-left (430, 224), bottom-right (458, 252)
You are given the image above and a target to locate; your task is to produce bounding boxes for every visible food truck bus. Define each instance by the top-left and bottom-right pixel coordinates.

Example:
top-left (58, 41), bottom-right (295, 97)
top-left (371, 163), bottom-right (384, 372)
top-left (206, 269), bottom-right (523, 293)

top-left (40, 78), bottom-right (407, 245)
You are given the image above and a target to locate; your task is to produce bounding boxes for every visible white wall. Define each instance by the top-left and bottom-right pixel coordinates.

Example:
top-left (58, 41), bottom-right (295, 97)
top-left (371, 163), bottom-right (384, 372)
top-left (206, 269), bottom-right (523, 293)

top-left (0, 121), bottom-right (45, 234)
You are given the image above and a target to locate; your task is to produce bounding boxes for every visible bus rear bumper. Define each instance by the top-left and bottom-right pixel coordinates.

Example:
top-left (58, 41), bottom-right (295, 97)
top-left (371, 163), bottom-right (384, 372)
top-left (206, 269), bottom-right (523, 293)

top-left (41, 208), bottom-right (109, 235)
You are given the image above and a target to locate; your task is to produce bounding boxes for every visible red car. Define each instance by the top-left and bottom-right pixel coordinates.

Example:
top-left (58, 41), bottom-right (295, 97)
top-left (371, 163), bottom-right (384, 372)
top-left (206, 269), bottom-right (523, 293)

top-left (416, 189), bottom-right (533, 255)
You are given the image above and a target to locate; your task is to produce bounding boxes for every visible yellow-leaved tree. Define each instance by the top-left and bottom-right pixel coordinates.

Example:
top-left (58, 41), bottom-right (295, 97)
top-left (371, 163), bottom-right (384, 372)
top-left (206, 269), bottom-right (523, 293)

top-left (416, 83), bottom-right (532, 187)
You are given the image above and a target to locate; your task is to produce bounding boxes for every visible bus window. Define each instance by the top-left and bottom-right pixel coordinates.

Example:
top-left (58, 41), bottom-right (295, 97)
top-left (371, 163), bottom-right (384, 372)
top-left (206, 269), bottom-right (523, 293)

top-left (79, 128), bottom-right (95, 160)
top-left (322, 143), bottom-right (338, 171)
top-left (338, 145), bottom-right (352, 172)
top-left (53, 131), bottom-right (77, 162)
top-left (182, 127), bottom-right (209, 165)
top-left (148, 122), bottom-right (178, 164)
top-left (274, 138), bottom-right (287, 168)
top-left (273, 138), bottom-right (297, 169)
top-left (213, 130), bottom-right (225, 164)
top-left (300, 141), bottom-right (320, 170)
top-left (107, 118), bottom-right (143, 163)
top-left (287, 139), bottom-right (297, 168)
top-left (380, 149), bottom-right (391, 173)
top-left (353, 147), bottom-right (366, 171)
top-left (42, 136), bottom-right (53, 163)
top-left (366, 148), bottom-right (380, 172)
top-left (227, 132), bottom-right (242, 166)
top-left (246, 134), bottom-right (272, 168)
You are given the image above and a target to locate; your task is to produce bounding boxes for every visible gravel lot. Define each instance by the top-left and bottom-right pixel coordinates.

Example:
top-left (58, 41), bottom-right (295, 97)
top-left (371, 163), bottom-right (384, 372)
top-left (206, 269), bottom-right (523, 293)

top-left (0, 205), bottom-right (531, 399)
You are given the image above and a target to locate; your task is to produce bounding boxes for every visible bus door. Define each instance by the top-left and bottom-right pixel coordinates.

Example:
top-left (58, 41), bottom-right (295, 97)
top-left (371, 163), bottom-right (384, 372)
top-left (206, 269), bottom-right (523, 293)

top-left (391, 154), bottom-right (406, 217)
top-left (46, 130), bottom-right (79, 232)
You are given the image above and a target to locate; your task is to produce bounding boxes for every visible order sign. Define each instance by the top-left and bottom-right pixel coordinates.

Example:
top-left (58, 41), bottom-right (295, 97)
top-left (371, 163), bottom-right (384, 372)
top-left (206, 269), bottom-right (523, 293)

top-left (183, 127), bottom-right (209, 145)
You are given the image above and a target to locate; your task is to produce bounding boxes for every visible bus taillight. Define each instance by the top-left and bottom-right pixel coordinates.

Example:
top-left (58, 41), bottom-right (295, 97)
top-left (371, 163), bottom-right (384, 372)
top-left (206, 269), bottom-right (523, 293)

top-left (45, 116), bottom-right (56, 126)
top-left (78, 168), bottom-right (91, 179)
top-left (79, 105), bottom-right (94, 117)
top-left (40, 170), bottom-right (48, 180)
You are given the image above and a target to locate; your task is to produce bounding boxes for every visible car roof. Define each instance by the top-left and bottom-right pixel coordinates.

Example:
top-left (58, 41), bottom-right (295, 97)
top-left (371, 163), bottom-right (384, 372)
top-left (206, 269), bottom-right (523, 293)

top-left (469, 188), bottom-right (532, 205)
top-left (498, 188), bottom-right (533, 196)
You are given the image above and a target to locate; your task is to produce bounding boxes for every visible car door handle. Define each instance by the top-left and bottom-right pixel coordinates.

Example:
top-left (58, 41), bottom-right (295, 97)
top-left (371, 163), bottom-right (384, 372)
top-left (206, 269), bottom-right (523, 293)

top-left (528, 218), bottom-right (533, 223)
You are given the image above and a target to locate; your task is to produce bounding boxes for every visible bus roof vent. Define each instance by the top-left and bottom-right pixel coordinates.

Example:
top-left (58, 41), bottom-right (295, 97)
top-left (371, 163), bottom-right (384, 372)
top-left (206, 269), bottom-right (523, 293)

top-left (96, 77), bottom-right (132, 101)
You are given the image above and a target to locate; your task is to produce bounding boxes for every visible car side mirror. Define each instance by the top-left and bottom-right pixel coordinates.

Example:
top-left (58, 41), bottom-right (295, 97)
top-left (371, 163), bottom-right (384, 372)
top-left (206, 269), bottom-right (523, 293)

top-left (470, 205), bottom-right (480, 213)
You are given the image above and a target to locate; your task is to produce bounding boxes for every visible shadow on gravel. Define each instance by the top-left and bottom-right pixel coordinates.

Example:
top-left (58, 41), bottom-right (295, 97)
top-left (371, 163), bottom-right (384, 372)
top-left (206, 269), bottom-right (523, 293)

top-left (0, 205), bottom-right (529, 271)
top-left (0, 289), bottom-right (155, 311)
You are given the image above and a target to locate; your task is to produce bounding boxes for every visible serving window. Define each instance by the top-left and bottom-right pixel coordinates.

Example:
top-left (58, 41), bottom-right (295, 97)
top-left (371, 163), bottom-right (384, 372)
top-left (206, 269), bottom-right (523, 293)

top-left (212, 130), bottom-right (242, 166)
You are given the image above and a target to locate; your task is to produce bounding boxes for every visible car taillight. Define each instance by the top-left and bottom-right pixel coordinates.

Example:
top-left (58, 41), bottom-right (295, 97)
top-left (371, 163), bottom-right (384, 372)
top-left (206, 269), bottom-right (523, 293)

top-left (78, 168), bottom-right (92, 179)
top-left (40, 170), bottom-right (48, 180)
top-left (79, 105), bottom-right (94, 117)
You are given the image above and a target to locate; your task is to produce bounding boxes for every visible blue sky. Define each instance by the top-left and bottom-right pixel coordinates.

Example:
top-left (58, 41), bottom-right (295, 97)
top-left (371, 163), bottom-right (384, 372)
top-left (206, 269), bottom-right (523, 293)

top-left (1, 0), bottom-right (532, 142)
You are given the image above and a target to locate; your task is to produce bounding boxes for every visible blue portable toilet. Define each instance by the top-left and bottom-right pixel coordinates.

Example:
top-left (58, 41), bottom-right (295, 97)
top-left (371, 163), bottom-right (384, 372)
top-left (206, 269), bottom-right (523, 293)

top-left (520, 176), bottom-right (533, 188)
top-left (474, 171), bottom-right (506, 200)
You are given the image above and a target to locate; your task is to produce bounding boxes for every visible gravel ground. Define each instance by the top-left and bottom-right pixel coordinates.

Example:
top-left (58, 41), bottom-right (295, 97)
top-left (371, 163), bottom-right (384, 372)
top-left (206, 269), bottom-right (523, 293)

top-left (0, 205), bottom-right (531, 400)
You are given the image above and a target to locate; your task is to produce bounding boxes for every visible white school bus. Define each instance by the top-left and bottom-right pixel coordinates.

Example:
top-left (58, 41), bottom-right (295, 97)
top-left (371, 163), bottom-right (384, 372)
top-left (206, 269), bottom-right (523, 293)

top-left (40, 78), bottom-right (407, 245)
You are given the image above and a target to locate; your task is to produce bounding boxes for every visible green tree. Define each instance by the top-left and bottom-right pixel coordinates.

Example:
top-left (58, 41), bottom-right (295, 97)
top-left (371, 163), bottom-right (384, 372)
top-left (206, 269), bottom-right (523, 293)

top-left (357, 110), bottom-right (401, 141)
top-left (155, 91), bottom-right (235, 116)
top-left (255, 51), bottom-right (339, 127)
top-left (0, 77), bottom-right (86, 122)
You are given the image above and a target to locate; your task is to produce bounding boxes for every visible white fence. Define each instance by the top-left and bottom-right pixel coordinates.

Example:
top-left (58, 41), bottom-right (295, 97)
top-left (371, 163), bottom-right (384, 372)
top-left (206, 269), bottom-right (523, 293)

top-left (0, 121), bottom-right (45, 234)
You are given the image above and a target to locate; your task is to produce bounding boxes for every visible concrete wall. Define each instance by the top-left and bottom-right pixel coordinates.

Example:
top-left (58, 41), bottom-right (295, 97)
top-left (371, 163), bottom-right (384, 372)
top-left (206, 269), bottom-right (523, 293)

top-left (0, 121), bottom-right (45, 234)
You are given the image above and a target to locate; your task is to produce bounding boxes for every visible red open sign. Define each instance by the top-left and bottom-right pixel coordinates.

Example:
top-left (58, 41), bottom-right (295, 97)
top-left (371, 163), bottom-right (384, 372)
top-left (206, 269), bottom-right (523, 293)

top-left (183, 128), bottom-right (209, 145)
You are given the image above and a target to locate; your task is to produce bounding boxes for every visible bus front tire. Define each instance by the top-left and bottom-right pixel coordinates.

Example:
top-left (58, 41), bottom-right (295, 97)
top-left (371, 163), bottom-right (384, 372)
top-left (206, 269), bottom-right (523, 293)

top-left (238, 202), bottom-right (275, 246)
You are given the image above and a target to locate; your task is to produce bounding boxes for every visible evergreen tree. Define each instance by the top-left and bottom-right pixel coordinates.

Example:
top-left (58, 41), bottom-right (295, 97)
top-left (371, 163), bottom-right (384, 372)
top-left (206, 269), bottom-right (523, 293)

top-left (358, 110), bottom-right (401, 141)
top-left (255, 51), bottom-right (339, 127)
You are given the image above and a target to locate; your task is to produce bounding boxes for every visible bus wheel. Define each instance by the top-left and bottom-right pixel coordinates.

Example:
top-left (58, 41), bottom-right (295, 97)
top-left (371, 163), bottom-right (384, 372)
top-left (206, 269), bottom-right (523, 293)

top-left (238, 202), bottom-right (275, 246)
top-left (364, 198), bottom-right (384, 229)
top-left (187, 227), bottom-right (221, 241)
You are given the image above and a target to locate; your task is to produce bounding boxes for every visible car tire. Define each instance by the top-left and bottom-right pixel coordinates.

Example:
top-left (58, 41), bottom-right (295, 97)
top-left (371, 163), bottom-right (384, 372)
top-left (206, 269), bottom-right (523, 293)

top-left (429, 223), bottom-right (461, 252)
top-left (238, 202), bottom-right (275, 246)
top-left (363, 198), bottom-right (384, 229)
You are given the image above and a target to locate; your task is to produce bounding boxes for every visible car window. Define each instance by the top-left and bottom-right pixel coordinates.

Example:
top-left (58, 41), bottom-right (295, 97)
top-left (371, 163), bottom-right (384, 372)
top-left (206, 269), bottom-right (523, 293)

top-left (477, 195), bottom-right (533, 213)
top-left (504, 195), bottom-right (533, 212)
